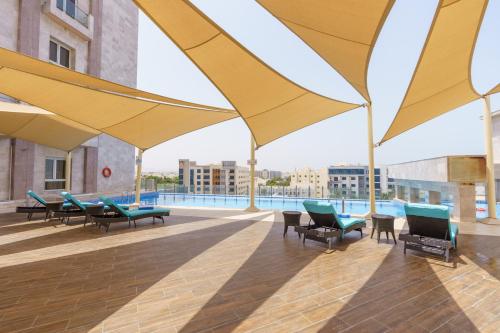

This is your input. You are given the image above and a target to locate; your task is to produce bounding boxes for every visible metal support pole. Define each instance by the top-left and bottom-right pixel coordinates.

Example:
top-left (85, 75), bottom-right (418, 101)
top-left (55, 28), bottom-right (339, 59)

top-left (366, 103), bottom-right (376, 215)
top-left (246, 134), bottom-right (259, 212)
top-left (65, 151), bottom-right (72, 192)
top-left (483, 95), bottom-right (497, 219)
top-left (135, 148), bottom-right (143, 204)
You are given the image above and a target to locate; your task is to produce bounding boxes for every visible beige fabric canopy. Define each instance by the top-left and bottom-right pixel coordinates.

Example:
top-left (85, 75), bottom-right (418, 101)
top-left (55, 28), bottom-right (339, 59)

top-left (380, 0), bottom-right (487, 144)
top-left (257, 0), bottom-right (394, 102)
top-left (0, 101), bottom-right (99, 151)
top-left (488, 84), bottom-right (500, 96)
top-left (134, 0), bottom-right (360, 147)
top-left (0, 47), bottom-right (238, 150)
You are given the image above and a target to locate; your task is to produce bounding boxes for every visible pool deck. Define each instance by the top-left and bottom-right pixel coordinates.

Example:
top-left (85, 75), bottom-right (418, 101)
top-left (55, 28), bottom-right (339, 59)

top-left (0, 208), bottom-right (499, 332)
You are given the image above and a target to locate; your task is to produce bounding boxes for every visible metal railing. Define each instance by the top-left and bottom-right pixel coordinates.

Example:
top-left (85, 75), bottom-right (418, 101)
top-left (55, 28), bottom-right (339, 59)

top-left (56, 0), bottom-right (89, 27)
top-left (147, 182), bottom-right (395, 201)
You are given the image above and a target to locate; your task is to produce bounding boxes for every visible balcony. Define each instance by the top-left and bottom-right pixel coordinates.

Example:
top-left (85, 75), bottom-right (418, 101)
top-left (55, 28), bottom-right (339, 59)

top-left (43, 0), bottom-right (94, 41)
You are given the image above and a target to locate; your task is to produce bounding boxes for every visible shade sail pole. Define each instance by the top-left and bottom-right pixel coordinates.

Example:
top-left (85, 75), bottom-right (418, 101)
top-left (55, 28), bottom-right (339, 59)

top-left (367, 104), bottom-right (376, 215)
top-left (482, 95), bottom-right (496, 219)
top-left (135, 148), bottom-right (143, 204)
top-left (65, 151), bottom-right (72, 192)
top-left (246, 134), bottom-right (259, 212)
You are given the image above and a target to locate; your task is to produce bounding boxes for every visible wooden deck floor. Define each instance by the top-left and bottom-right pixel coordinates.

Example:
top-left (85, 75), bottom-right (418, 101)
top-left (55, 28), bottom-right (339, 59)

top-left (0, 209), bottom-right (499, 333)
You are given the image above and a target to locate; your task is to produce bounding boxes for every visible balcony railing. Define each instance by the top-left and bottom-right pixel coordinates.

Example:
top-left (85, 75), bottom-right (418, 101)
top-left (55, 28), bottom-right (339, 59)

top-left (56, 0), bottom-right (89, 28)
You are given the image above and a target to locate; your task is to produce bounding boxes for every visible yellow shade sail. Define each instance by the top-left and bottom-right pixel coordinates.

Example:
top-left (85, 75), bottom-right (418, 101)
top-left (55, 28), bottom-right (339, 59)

top-left (257, 0), bottom-right (394, 102)
top-left (133, 0), bottom-right (360, 147)
top-left (380, 0), bottom-right (487, 144)
top-left (0, 101), bottom-right (99, 151)
top-left (488, 84), bottom-right (500, 96)
top-left (0, 47), bottom-right (238, 150)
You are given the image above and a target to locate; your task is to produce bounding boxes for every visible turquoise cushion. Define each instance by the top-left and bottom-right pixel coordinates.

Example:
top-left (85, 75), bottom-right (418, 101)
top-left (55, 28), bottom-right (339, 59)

top-left (404, 203), bottom-right (450, 220)
top-left (61, 192), bottom-right (86, 210)
top-left (100, 196), bottom-right (131, 217)
top-left (338, 217), bottom-right (365, 229)
top-left (450, 223), bottom-right (459, 247)
top-left (128, 208), bottom-right (170, 218)
top-left (303, 200), bottom-right (340, 221)
top-left (28, 190), bottom-right (47, 206)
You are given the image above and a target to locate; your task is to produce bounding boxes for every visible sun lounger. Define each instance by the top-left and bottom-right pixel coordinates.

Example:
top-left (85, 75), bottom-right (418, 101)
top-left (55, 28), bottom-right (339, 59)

top-left (399, 203), bottom-right (458, 262)
top-left (297, 200), bottom-right (366, 249)
top-left (93, 195), bottom-right (170, 232)
top-left (16, 190), bottom-right (73, 221)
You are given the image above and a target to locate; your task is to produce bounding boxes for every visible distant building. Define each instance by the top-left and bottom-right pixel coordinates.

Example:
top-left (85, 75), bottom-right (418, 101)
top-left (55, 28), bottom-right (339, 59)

top-left (327, 165), bottom-right (394, 199)
top-left (289, 168), bottom-right (329, 198)
top-left (178, 159), bottom-right (249, 195)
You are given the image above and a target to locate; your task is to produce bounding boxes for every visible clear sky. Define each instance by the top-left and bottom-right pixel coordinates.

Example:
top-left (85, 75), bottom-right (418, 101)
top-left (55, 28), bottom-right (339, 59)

top-left (138, 0), bottom-right (500, 172)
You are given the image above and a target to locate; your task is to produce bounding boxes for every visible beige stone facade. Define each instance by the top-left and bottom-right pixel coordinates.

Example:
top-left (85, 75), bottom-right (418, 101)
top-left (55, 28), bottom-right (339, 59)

top-left (0, 0), bottom-right (137, 201)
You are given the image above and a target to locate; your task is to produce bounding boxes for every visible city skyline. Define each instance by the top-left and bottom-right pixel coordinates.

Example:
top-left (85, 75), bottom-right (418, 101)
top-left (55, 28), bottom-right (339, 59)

top-left (139, 0), bottom-right (500, 172)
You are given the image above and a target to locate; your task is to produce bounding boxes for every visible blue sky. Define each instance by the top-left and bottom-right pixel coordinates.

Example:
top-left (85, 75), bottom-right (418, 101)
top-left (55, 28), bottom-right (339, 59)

top-left (138, 0), bottom-right (500, 172)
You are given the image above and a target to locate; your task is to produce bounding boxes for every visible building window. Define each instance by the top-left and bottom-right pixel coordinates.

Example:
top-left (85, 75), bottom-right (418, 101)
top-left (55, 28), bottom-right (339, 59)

top-left (45, 158), bottom-right (66, 190)
top-left (56, 0), bottom-right (89, 27)
top-left (333, 177), bottom-right (338, 181)
top-left (351, 184), bottom-right (356, 187)
top-left (341, 177), bottom-right (346, 181)
top-left (350, 177), bottom-right (355, 180)
top-left (49, 39), bottom-right (72, 68)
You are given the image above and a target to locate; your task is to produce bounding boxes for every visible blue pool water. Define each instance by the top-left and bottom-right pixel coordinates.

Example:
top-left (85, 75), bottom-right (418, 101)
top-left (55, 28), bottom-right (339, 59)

top-left (114, 192), bottom-right (406, 216)
top-left (109, 192), bottom-right (498, 218)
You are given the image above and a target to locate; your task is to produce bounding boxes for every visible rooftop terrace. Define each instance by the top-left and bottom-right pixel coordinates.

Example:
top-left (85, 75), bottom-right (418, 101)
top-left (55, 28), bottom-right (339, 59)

top-left (0, 209), bottom-right (499, 333)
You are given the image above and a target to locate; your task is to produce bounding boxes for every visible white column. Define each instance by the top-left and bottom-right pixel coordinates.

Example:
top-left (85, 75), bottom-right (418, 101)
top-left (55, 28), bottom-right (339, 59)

top-left (246, 135), bottom-right (259, 212)
top-left (65, 151), bottom-right (72, 192)
top-left (135, 148), bottom-right (143, 204)
top-left (366, 103), bottom-right (376, 214)
top-left (483, 95), bottom-right (497, 219)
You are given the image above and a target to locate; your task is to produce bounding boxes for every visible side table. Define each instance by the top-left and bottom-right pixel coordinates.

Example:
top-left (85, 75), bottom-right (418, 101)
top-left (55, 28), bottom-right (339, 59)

top-left (282, 211), bottom-right (302, 238)
top-left (371, 214), bottom-right (397, 244)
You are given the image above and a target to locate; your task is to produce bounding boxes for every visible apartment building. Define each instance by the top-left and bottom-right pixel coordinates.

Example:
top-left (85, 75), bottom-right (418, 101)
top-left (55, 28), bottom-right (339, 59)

top-left (327, 165), bottom-right (394, 199)
top-left (178, 159), bottom-right (250, 195)
top-left (0, 0), bottom-right (138, 201)
top-left (289, 168), bottom-right (329, 198)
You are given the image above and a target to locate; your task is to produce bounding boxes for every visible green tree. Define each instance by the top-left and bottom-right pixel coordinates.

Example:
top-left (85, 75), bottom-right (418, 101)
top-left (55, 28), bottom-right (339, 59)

top-left (266, 176), bottom-right (290, 186)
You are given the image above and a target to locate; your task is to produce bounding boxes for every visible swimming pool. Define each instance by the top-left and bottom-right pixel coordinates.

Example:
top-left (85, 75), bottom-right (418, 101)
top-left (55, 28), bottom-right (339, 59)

top-left (110, 192), bottom-right (497, 218)
top-left (114, 192), bottom-right (406, 216)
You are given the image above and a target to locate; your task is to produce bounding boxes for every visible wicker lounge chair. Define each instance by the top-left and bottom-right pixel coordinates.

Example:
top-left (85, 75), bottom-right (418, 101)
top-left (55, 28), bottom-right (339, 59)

top-left (94, 196), bottom-right (170, 232)
top-left (399, 203), bottom-right (458, 262)
top-left (52, 192), bottom-right (93, 224)
top-left (297, 200), bottom-right (366, 249)
top-left (16, 190), bottom-right (73, 221)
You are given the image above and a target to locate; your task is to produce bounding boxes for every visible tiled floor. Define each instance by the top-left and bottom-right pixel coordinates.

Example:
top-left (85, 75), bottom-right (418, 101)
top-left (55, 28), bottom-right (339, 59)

top-left (0, 209), bottom-right (499, 333)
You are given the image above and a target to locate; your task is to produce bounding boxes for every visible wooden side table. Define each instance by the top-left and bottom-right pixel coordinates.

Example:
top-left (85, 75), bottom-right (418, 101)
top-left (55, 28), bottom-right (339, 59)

top-left (282, 211), bottom-right (302, 238)
top-left (45, 201), bottom-right (64, 221)
top-left (84, 204), bottom-right (105, 227)
top-left (371, 214), bottom-right (397, 244)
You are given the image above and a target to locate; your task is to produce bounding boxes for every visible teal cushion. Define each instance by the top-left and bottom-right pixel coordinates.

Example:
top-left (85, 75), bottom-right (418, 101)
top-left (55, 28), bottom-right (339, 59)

top-left (303, 200), bottom-right (340, 221)
top-left (338, 217), bottom-right (365, 229)
top-left (61, 192), bottom-right (86, 210)
top-left (404, 203), bottom-right (450, 220)
top-left (450, 223), bottom-right (459, 247)
top-left (100, 196), bottom-right (130, 217)
top-left (128, 208), bottom-right (170, 218)
top-left (28, 190), bottom-right (47, 206)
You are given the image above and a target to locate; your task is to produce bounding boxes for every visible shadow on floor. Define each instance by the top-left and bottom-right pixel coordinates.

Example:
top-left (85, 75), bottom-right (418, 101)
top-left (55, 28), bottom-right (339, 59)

top-left (0, 218), bottom-right (257, 332)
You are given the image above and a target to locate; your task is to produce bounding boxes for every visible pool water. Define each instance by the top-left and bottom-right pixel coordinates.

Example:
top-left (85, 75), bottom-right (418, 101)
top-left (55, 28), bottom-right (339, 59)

top-left (114, 192), bottom-right (406, 216)
top-left (109, 192), bottom-right (499, 219)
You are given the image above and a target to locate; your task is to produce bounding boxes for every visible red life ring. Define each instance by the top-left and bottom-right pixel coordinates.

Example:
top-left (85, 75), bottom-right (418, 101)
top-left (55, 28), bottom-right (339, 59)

top-left (102, 167), bottom-right (112, 178)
